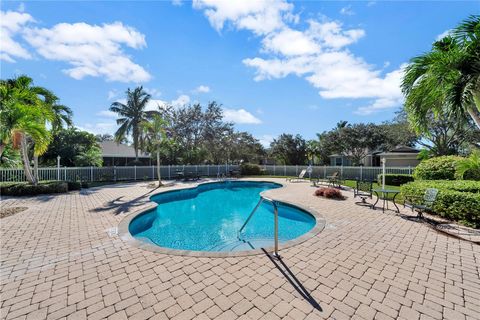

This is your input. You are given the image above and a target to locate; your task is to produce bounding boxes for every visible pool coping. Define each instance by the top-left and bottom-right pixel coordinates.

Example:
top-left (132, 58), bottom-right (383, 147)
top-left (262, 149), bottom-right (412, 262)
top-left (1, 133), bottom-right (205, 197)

top-left (117, 179), bottom-right (326, 258)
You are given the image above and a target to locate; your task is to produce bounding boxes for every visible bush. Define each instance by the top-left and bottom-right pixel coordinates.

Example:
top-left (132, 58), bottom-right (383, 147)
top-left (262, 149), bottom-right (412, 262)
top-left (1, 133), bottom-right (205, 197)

top-left (314, 187), bottom-right (345, 200)
top-left (401, 180), bottom-right (480, 227)
top-left (377, 174), bottom-right (414, 186)
top-left (66, 181), bottom-right (82, 191)
top-left (240, 163), bottom-right (262, 176)
top-left (1, 181), bottom-right (68, 196)
top-left (413, 156), bottom-right (463, 180)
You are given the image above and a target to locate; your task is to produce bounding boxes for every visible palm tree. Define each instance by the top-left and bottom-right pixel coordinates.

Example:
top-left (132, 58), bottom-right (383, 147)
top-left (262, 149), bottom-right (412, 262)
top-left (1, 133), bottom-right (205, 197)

top-left (0, 76), bottom-right (54, 184)
top-left (141, 114), bottom-right (168, 186)
top-left (109, 86), bottom-right (158, 161)
top-left (402, 15), bottom-right (480, 132)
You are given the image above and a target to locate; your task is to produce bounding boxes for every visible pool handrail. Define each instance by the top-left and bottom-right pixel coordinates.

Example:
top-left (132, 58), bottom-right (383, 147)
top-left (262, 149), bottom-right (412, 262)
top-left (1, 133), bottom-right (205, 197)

top-left (238, 195), bottom-right (279, 257)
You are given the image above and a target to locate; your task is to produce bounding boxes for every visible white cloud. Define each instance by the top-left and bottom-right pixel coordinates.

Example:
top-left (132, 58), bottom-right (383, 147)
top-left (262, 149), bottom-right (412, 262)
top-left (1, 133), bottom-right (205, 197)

top-left (144, 87), bottom-right (162, 97)
top-left (193, 85), bottom-right (210, 93)
top-left (77, 121), bottom-right (117, 135)
top-left (171, 94), bottom-right (191, 108)
top-left (436, 29), bottom-right (451, 41)
top-left (193, 0), bottom-right (296, 36)
top-left (22, 20), bottom-right (151, 82)
top-left (194, 2), bottom-right (403, 115)
top-left (146, 99), bottom-right (168, 111)
top-left (0, 10), bottom-right (34, 62)
top-left (340, 5), bottom-right (355, 16)
top-left (96, 110), bottom-right (118, 118)
top-left (223, 108), bottom-right (261, 124)
top-left (172, 0), bottom-right (183, 6)
top-left (258, 134), bottom-right (274, 147)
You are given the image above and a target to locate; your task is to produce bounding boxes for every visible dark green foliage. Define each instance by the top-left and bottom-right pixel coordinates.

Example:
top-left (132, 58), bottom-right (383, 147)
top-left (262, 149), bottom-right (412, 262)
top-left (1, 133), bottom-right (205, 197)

top-left (401, 180), bottom-right (480, 227)
top-left (1, 181), bottom-right (68, 196)
top-left (413, 156), bottom-right (464, 180)
top-left (377, 174), bottom-right (414, 186)
top-left (66, 181), bottom-right (82, 191)
top-left (240, 163), bottom-right (263, 176)
top-left (41, 128), bottom-right (103, 167)
top-left (269, 134), bottom-right (307, 165)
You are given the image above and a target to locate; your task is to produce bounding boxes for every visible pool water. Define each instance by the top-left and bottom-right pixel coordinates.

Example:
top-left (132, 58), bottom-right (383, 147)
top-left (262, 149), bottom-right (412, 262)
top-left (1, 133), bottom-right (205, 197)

top-left (129, 181), bottom-right (316, 252)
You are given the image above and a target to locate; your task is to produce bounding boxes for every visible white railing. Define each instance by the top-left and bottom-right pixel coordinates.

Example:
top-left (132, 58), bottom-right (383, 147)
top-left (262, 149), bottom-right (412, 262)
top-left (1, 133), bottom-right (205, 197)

top-left (0, 164), bottom-right (413, 183)
top-left (0, 165), bottom-right (239, 182)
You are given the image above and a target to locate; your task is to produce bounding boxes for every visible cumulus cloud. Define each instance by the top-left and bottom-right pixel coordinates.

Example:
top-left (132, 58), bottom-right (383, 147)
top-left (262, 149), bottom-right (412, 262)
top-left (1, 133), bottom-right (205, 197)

top-left (193, 85), bottom-right (211, 93)
top-left (223, 108), bottom-right (261, 124)
top-left (193, 0), bottom-right (296, 36)
top-left (77, 122), bottom-right (117, 135)
top-left (0, 10), bottom-right (34, 62)
top-left (258, 134), bottom-right (274, 147)
top-left (193, 1), bottom-right (404, 115)
top-left (171, 94), bottom-right (191, 108)
top-left (96, 110), bottom-right (118, 118)
top-left (23, 21), bottom-right (151, 82)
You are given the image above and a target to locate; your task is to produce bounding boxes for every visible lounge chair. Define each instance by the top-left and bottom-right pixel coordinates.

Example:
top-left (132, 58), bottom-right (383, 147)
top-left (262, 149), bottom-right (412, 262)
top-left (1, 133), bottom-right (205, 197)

top-left (354, 180), bottom-right (373, 205)
top-left (287, 169), bottom-right (307, 182)
top-left (312, 171), bottom-right (340, 187)
top-left (403, 188), bottom-right (439, 218)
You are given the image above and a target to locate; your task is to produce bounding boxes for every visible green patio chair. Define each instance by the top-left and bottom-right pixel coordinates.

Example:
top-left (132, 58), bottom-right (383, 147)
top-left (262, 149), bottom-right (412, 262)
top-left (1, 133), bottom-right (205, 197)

top-left (354, 180), bottom-right (373, 205)
top-left (403, 188), bottom-right (439, 218)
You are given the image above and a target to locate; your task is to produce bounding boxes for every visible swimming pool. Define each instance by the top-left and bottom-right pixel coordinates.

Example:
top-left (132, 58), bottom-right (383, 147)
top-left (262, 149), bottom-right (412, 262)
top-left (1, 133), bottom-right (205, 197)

top-left (127, 181), bottom-right (316, 253)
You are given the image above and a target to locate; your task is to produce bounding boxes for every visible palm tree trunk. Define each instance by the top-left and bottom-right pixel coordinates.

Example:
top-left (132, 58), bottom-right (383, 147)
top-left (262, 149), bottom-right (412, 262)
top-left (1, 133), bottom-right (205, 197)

top-left (20, 134), bottom-right (36, 185)
top-left (156, 151), bottom-right (162, 186)
top-left (470, 93), bottom-right (480, 130)
top-left (34, 155), bottom-right (39, 182)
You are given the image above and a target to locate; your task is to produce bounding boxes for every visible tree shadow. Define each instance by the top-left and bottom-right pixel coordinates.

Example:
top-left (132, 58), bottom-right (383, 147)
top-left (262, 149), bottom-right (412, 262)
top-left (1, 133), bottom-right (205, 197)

top-left (89, 185), bottom-right (161, 215)
top-left (262, 249), bottom-right (322, 311)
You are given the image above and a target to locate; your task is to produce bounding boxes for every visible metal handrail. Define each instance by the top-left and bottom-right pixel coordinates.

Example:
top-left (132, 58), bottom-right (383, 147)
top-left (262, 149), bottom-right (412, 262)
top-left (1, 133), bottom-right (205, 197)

top-left (238, 196), bottom-right (280, 257)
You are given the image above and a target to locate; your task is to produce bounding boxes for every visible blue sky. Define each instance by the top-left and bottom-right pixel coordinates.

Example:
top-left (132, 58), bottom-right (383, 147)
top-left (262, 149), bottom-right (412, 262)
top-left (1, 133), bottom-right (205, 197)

top-left (1, 1), bottom-right (478, 146)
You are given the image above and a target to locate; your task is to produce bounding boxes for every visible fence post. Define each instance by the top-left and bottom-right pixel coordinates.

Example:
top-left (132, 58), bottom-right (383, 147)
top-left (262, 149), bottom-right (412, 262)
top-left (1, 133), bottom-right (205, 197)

top-left (408, 166), bottom-right (411, 175)
top-left (284, 165), bottom-right (286, 176)
top-left (90, 166), bottom-right (93, 181)
top-left (114, 166), bottom-right (117, 182)
top-left (295, 165), bottom-right (298, 176)
top-left (341, 165), bottom-right (343, 178)
top-left (152, 166), bottom-right (154, 180)
top-left (134, 166), bottom-right (137, 181)
top-left (64, 167), bottom-right (67, 181)
top-left (168, 165), bottom-right (171, 179)
top-left (360, 166), bottom-right (363, 181)
top-left (324, 165), bottom-right (326, 178)
top-left (273, 164), bottom-right (276, 176)
top-left (207, 165), bottom-right (209, 177)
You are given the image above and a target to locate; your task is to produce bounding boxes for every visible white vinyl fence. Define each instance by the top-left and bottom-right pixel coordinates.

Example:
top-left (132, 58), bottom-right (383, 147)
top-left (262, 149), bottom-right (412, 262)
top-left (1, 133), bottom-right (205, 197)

top-left (0, 165), bottom-right (413, 183)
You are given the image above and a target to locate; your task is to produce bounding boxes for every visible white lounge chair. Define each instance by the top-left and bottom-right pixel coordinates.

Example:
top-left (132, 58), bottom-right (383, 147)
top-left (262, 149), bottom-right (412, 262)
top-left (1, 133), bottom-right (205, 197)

top-left (287, 169), bottom-right (307, 182)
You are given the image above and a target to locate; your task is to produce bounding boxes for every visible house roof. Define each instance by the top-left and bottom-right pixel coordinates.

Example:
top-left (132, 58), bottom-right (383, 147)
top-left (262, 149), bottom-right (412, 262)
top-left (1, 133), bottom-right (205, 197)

top-left (100, 141), bottom-right (150, 158)
top-left (329, 146), bottom-right (419, 158)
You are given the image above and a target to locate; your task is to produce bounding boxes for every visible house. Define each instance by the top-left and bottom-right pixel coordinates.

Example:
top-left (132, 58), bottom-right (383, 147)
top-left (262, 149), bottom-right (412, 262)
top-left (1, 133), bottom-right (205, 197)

top-left (329, 146), bottom-right (421, 167)
top-left (100, 141), bottom-right (151, 166)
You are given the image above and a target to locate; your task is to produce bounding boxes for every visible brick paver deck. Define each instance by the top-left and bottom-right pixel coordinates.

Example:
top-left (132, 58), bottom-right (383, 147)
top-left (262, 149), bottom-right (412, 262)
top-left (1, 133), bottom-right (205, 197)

top-left (1, 178), bottom-right (479, 320)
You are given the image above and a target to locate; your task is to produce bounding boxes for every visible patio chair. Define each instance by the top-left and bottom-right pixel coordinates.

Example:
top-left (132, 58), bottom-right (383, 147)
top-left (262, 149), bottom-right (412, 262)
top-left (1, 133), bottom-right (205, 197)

top-left (354, 180), bottom-right (373, 205)
top-left (403, 188), bottom-right (439, 218)
top-left (312, 171), bottom-right (340, 187)
top-left (287, 169), bottom-right (307, 182)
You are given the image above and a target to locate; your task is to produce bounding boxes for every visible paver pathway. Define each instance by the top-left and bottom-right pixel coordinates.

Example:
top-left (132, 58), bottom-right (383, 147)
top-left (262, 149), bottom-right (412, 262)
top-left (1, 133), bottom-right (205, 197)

top-left (1, 178), bottom-right (479, 320)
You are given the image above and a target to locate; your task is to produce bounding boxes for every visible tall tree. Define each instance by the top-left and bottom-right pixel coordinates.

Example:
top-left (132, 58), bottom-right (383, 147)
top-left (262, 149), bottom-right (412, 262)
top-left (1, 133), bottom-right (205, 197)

top-left (109, 86), bottom-right (158, 161)
top-left (142, 114), bottom-right (169, 186)
top-left (0, 76), bottom-right (54, 184)
top-left (270, 134), bottom-right (307, 165)
top-left (402, 15), bottom-right (480, 131)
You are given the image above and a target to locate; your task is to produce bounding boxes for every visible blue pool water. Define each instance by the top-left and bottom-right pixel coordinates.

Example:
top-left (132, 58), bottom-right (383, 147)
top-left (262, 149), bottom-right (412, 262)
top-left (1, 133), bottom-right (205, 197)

top-left (129, 181), bottom-right (316, 252)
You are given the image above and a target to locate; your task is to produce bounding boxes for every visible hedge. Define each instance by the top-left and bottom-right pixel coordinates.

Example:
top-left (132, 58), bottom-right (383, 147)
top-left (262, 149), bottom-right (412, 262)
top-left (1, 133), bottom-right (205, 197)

top-left (1, 181), bottom-right (68, 196)
top-left (413, 156), bottom-right (463, 180)
top-left (377, 174), bottom-right (414, 186)
top-left (240, 163), bottom-right (263, 176)
top-left (400, 180), bottom-right (480, 227)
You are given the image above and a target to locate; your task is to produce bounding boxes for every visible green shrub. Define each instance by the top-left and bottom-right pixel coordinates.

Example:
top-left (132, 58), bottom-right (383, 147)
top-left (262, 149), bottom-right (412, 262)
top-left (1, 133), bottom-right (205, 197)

top-left (401, 180), bottom-right (480, 227)
top-left (377, 174), bottom-right (414, 186)
top-left (240, 163), bottom-right (262, 176)
top-left (413, 156), bottom-right (463, 180)
top-left (1, 181), bottom-right (68, 196)
top-left (66, 181), bottom-right (82, 191)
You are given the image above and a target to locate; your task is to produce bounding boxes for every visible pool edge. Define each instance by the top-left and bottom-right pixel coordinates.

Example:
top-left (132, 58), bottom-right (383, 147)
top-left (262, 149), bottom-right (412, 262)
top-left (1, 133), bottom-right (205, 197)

top-left (117, 179), bottom-right (326, 258)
